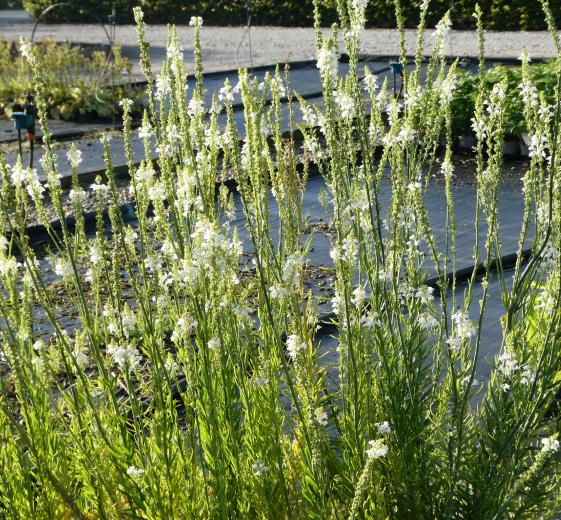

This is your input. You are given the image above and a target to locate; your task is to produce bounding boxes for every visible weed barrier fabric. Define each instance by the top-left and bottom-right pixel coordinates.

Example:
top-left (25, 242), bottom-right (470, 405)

top-left (316, 270), bottom-right (513, 397)
top-left (11, 157), bottom-right (532, 368)
top-left (0, 52), bottom-right (496, 146)
top-left (231, 160), bottom-right (532, 274)
top-left (2, 58), bottom-right (429, 181)
top-left (229, 161), bottom-right (529, 389)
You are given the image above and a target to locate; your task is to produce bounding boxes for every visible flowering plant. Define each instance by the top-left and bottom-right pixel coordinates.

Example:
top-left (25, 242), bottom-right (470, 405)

top-left (0, 1), bottom-right (561, 518)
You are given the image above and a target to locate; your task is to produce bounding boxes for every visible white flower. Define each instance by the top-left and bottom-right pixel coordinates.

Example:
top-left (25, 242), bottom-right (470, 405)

top-left (342, 237), bottom-right (358, 263)
top-left (351, 285), bottom-right (366, 306)
top-left (133, 7), bottom-right (144, 22)
top-left (496, 350), bottom-right (519, 378)
top-left (315, 408), bottom-right (329, 426)
top-left (491, 82), bottom-right (506, 101)
top-left (19, 37), bottom-right (33, 61)
top-left (166, 124), bottom-right (180, 145)
top-left (366, 439), bottom-right (388, 459)
top-left (282, 252), bottom-right (305, 286)
top-left (446, 337), bottom-right (462, 353)
top-left (66, 148), bottom-right (82, 168)
top-left (52, 257), bottom-right (73, 280)
top-left (167, 41), bottom-right (184, 61)
top-left (376, 421), bottom-right (391, 434)
top-left (68, 188), bottom-right (87, 205)
top-left (331, 294), bottom-right (342, 315)
top-left (518, 80), bottom-right (538, 108)
top-left (270, 285), bottom-right (288, 300)
top-left (541, 436), bottom-right (560, 453)
top-left (538, 104), bottom-right (552, 122)
top-left (156, 75), bottom-right (171, 99)
top-left (300, 103), bottom-right (318, 127)
top-left (352, 0), bottom-right (368, 12)
top-left (471, 117), bottom-right (487, 140)
top-left (418, 313), bottom-right (439, 330)
top-left (251, 459), bottom-right (269, 477)
top-left (148, 184), bottom-right (166, 202)
top-left (119, 98), bottom-right (133, 109)
top-left (138, 123), bottom-right (153, 140)
top-left (91, 181), bottom-right (109, 197)
top-left (416, 286), bottom-right (434, 305)
top-left (218, 84), bottom-right (235, 105)
top-left (270, 77), bottom-right (286, 98)
top-left (441, 158), bottom-right (454, 178)
top-left (333, 89), bottom-right (355, 119)
top-left (520, 366), bottom-right (536, 386)
top-left (361, 311), bottom-right (381, 328)
top-left (536, 291), bottom-right (555, 313)
top-left (286, 334), bottom-right (306, 361)
top-left (127, 466), bottom-right (144, 478)
top-left (89, 244), bottom-right (101, 266)
top-left (31, 355), bottom-right (45, 376)
top-left (528, 134), bottom-right (548, 159)
top-left (433, 16), bottom-right (452, 43)
top-left (330, 246), bottom-right (342, 262)
top-left (188, 96), bottom-right (205, 117)
top-left (396, 126), bottom-right (418, 144)
top-left (189, 16), bottom-right (203, 27)
top-left (317, 45), bottom-right (338, 78)
top-left (135, 164), bottom-right (156, 183)
top-left (439, 75), bottom-right (457, 103)
top-left (25, 168), bottom-right (45, 198)
top-left (10, 163), bottom-right (26, 188)
top-left (207, 338), bottom-right (221, 351)
top-left (33, 340), bottom-right (44, 352)
top-left (108, 343), bottom-right (142, 370)
top-left (451, 310), bottom-right (476, 341)
top-left (124, 227), bottom-right (138, 247)
top-left (0, 255), bottom-right (20, 276)
top-left (363, 69), bottom-right (378, 91)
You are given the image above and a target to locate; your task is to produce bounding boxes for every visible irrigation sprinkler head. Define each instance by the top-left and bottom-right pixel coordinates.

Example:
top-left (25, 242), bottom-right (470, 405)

top-left (389, 61), bottom-right (403, 76)
top-left (11, 94), bottom-right (37, 167)
top-left (389, 61), bottom-right (404, 98)
top-left (11, 111), bottom-right (34, 131)
top-left (23, 94), bottom-right (37, 136)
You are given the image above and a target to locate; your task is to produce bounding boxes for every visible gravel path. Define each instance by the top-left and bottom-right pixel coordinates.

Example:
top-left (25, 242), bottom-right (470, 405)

top-left (1, 16), bottom-right (559, 74)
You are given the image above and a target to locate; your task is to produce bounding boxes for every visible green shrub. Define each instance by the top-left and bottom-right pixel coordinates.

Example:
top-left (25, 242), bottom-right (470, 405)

top-left (20, 0), bottom-right (561, 29)
top-left (0, 0), bottom-right (23, 8)
top-left (2, 2), bottom-right (561, 517)
top-left (451, 61), bottom-right (560, 137)
top-left (0, 38), bottom-right (143, 120)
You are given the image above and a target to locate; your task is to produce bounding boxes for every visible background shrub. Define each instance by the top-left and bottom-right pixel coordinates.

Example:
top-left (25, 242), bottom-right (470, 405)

top-left (451, 61), bottom-right (561, 137)
top-left (19, 0), bottom-right (561, 30)
top-left (0, 38), bottom-right (143, 120)
top-left (0, 0), bottom-right (22, 8)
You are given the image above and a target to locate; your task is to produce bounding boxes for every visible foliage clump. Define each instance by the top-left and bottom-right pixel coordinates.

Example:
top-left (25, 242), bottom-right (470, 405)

top-left (1, 1), bottom-right (561, 518)
top-left (452, 60), bottom-right (560, 137)
top-left (20, 0), bottom-right (561, 30)
top-left (0, 38), bottom-right (143, 120)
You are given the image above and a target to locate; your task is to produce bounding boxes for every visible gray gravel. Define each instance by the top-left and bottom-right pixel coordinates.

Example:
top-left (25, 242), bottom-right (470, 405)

top-left (1, 15), bottom-right (560, 74)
